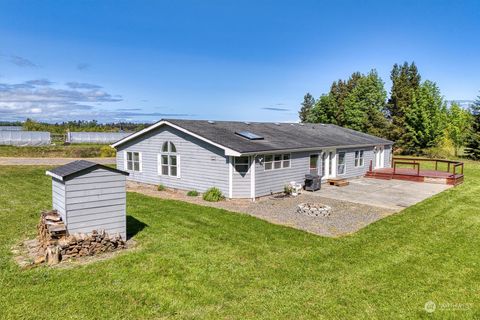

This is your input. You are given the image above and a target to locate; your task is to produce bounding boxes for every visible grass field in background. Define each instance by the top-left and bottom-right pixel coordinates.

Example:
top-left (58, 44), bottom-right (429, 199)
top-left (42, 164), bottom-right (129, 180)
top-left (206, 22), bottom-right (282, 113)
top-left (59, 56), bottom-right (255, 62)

top-left (0, 162), bottom-right (479, 319)
top-left (0, 144), bottom-right (115, 158)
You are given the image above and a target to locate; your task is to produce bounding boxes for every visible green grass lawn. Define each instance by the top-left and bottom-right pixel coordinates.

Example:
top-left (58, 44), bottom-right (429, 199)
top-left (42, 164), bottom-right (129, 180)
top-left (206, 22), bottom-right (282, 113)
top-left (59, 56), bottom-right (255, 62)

top-left (0, 163), bottom-right (479, 319)
top-left (0, 144), bottom-right (113, 158)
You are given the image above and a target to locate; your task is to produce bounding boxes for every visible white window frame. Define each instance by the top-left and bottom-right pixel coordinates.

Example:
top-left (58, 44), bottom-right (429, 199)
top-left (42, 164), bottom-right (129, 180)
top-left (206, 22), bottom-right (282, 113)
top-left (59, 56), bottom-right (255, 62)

top-left (158, 141), bottom-right (180, 178)
top-left (263, 153), bottom-right (291, 171)
top-left (337, 151), bottom-right (346, 175)
top-left (124, 151), bottom-right (142, 172)
top-left (354, 150), bottom-right (365, 167)
top-left (234, 156), bottom-right (250, 174)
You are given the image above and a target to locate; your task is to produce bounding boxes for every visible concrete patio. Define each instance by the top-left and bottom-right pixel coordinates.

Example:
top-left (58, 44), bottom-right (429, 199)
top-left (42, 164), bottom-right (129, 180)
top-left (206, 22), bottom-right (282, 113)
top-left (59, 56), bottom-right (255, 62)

top-left (315, 177), bottom-right (451, 211)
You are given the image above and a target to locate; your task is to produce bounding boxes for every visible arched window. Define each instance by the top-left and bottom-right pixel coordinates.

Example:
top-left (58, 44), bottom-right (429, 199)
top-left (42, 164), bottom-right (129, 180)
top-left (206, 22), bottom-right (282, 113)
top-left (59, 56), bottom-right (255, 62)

top-left (159, 141), bottom-right (179, 177)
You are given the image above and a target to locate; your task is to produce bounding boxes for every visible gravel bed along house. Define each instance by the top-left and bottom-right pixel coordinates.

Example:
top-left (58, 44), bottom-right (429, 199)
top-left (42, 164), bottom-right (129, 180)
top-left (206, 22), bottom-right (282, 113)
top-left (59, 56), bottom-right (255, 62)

top-left (126, 181), bottom-right (396, 237)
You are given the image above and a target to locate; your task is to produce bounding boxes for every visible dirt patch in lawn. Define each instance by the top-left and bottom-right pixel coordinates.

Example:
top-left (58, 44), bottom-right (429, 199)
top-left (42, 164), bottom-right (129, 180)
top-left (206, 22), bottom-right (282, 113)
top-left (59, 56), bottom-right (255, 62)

top-left (127, 181), bottom-right (396, 237)
top-left (12, 238), bottom-right (137, 270)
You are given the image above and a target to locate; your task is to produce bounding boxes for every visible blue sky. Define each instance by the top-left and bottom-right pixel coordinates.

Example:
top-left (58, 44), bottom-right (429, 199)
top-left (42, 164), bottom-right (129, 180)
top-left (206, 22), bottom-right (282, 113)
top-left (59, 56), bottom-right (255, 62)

top-left (0, 0), bottom-right (479, 123)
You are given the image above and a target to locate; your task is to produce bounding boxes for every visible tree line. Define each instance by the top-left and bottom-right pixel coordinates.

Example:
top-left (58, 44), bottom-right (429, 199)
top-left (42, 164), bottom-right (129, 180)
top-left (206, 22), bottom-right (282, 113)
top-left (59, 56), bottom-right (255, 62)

top-left (19, 119), bottom-right (149, 135)
top-left (299, 62), bottom-right (479, 159)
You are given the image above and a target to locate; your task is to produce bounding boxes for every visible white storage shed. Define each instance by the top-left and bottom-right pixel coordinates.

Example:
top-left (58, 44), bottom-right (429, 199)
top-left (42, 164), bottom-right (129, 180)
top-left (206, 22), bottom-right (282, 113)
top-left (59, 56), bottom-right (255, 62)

top-left (46, 160), bottom-right (129, 240)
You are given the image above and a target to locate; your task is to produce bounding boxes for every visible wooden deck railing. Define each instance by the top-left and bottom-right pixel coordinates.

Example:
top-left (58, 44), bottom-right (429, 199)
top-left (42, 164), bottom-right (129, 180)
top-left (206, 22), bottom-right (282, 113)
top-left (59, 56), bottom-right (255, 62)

top-left (393, 161), bottom-right (420, 175)
top-left (389, 157), bottom-right (464, 177)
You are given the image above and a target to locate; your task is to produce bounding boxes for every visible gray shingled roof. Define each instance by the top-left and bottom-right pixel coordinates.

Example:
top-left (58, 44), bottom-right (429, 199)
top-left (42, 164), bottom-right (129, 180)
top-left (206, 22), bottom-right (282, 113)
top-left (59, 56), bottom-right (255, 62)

top-left (46, 160), bottom-right (128, 180)
top-left (165, 119), bottom-right (393, 154)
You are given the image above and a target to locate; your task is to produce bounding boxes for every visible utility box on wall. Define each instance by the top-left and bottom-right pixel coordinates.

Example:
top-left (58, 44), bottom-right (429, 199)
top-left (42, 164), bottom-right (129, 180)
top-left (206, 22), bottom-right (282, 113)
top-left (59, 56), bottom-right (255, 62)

top-left (46, 160), bottom-right (129, 239)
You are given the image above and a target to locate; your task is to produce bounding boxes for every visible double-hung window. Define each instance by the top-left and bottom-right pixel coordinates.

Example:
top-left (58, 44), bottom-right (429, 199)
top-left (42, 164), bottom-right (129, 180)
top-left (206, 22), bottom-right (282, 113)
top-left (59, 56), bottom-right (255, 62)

top-left (264, 154), bottom-right (291, 171)
top-left (126, 151), bottom-right (141, 171)
top-left (354, 150), bottom-right (364, 167)
top-left (159, 141), bottom-right (179, 177)
top-left (337, 152), bottom-right (346, 174)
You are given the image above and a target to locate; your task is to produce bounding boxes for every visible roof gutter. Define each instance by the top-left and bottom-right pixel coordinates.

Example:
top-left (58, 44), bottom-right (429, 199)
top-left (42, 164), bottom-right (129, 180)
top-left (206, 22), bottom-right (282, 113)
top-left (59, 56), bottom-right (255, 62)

top-left (237, 143), bottom-right (394, 156)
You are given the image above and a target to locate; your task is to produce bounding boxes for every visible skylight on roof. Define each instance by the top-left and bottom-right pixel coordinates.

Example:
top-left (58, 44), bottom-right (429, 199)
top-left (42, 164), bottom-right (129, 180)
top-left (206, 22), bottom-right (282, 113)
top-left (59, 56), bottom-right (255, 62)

top-left (235, 131), bottom-right (264, 140)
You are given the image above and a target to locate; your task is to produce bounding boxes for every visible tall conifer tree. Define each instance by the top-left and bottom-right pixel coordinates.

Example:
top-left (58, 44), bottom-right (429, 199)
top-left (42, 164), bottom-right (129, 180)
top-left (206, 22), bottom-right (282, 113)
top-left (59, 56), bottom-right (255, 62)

top-left (298, 93), bottom-right (315, 123)
top-left (386, 62), bottom-right (421, 144)
top-left (465, 95), bottom-right (480, 160)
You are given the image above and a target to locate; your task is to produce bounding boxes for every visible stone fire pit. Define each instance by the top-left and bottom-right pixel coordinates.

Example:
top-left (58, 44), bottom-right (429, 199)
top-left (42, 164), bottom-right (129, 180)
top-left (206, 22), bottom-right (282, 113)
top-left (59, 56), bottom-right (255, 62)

top-left (296, 203), bottom-right (332, 217)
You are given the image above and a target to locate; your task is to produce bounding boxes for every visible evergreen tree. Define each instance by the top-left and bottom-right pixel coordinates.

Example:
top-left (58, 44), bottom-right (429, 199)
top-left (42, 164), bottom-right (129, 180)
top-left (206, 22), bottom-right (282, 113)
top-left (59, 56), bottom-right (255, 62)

top-left (386, 62), bottom-right (421, 144)
top-left (302, 70), bottom-right (389, 138)
top-left (343, 70), bottom-right (389, 136)
top-left (305, 94), bottom-right (333, 124)
top-left (465, 95), bottom-right (480, 160)
top-left (298, 93), bottom-right (315, 123)
top-left (403, 81), bottom-right (447, 154)
top-left (447, 102), bottom-right (473, 156)
top-left (329, 72), bottom-right (363, 126)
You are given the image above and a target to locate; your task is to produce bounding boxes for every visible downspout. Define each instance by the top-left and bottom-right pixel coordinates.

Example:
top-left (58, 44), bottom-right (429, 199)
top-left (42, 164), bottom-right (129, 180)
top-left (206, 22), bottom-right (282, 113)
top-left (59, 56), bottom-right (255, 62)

top-left (250, 154), bottom-right (256, 201)
top-left (228, 156), bottom-right (233, 199)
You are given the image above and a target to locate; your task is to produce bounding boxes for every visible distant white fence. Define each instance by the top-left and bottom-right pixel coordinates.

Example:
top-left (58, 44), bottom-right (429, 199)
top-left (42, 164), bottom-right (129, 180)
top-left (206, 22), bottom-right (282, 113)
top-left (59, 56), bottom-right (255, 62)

top-left (66, 132), bottom-right (131, 144)
top-left (0, 126), bottom-right (23, 131)
top-left (0, 131), bottom-right (51, 146)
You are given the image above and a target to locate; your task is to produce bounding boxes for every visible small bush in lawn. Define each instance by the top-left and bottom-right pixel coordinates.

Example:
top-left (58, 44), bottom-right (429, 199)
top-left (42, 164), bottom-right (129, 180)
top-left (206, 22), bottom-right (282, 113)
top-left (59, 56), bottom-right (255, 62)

top-left (202, 187), bottom-right (224, 202)
top-left (187, 190), bottom-right (199, 197)
top-left (157, 184), bottom-right (166, 191)
top-left (284, 184), bottom-right (293, 196)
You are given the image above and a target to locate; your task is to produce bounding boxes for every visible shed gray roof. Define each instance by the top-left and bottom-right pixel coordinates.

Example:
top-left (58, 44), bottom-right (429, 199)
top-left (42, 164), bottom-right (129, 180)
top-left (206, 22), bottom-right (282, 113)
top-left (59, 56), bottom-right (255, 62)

top-left (46, 160), bottom-right (128, 181)
top-left (112, 119), bottom-right (393, 154)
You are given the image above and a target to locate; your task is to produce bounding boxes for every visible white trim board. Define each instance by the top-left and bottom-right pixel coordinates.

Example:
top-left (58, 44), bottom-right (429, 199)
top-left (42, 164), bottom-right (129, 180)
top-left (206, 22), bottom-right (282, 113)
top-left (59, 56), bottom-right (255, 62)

top-left (45, 171), bottom-right (64, 181)
top-left (250, 155), bottom-right (256, 201)
top-left (228, 156), bottom-right (233, 199)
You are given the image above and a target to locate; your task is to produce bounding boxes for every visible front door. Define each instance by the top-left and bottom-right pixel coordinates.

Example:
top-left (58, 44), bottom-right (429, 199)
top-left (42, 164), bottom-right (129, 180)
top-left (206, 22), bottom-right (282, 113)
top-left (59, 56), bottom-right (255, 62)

top-left (374, 146), bottom-right (384, 169)
top-left (321, 149), bottom-right (336, 180)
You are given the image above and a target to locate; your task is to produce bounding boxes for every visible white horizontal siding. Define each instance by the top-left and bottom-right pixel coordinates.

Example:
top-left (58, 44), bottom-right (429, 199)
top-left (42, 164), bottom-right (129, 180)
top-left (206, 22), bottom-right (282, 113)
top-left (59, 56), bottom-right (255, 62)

top-left (67, 193), bottom-right (126, 205)
top-left (68, 221), bottom-right (126, 235)
top-left (337, 147), bottom-right (375, 178)
top-left (68, 187), bottom-right (125, 198)
top-left (66, 180), bottom-right (125, 192)
top-left (67, 198), bottom-right (126, 211)
top-left (255, 151), bottom-right (311, 196)
top-left (52, 179), bottom-right (66, 219)
top-left (63, 168), bottom-right (127, 239)
top-left (384, 145), bottom-right (392, 168)
top-left (116, 125), bottom-right (229, 195)
top-left (67, 210), bottom-right (124, 223)
top-left (232, 157), bottom-right (251, 198)
top-left (67, 204), bottom-right (126, 217)
top-left (66, 175), bottom-right (125, 186)
top-left (66, 216), bottom-right (125, 229)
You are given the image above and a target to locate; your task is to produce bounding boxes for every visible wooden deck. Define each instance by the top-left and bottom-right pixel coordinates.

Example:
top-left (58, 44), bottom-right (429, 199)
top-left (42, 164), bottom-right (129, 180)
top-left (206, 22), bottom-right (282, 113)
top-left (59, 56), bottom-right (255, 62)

top-left (366, 157), bottom-right (464, 186)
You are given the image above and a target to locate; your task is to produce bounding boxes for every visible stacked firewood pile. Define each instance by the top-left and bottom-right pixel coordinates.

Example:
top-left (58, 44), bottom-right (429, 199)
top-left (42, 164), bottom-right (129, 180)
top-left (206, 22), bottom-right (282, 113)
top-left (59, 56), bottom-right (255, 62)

top-left (36, 210), bottom-right (127, 265)
top-left (38, 210), bottom-right (67, 245)
top-left (58, 230), bottom-right (127, 260)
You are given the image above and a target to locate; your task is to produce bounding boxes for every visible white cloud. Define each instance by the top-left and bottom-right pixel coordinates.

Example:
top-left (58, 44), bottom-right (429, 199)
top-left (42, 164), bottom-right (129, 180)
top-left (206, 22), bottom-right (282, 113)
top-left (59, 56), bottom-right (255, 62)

top-left (0, 79), bottom-right (121, 121)
top-left (0, 79), bottom-right (192, 122)
top-left (30, 108), bottom-right (42, 113)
